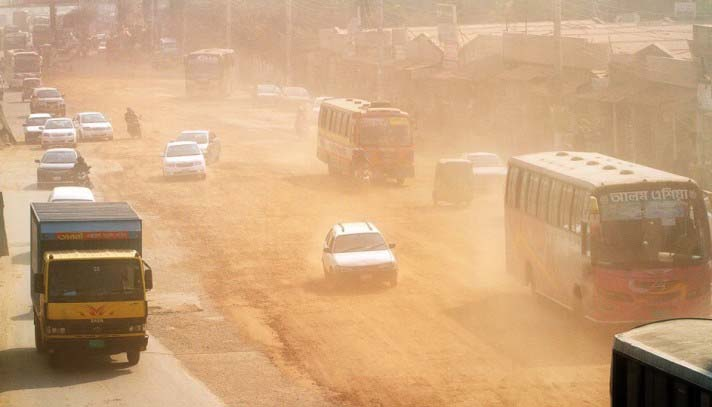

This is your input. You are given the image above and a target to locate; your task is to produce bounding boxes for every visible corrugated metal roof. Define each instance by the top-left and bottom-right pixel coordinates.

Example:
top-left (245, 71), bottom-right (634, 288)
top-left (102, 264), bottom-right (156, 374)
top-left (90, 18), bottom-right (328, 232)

top-left (32, 202), bottom-right (140, 223)
top-left (511, 151), bottom-right (692, 189)
top-left (613, 319), bottom-right (712, 391)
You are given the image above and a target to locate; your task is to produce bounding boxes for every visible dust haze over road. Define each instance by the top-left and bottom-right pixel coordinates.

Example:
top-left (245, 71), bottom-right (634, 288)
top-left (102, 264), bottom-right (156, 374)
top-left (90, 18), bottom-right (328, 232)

top-left (1, 58), bottom-right (615, 406)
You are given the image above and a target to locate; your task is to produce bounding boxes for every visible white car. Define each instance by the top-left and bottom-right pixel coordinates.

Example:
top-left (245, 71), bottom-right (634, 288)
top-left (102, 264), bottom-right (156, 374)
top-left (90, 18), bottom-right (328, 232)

top-left (162, 141), bottom-right (206, 179)
top-left (74, 112), bottom-right (113, 141)
top-left (176, 130), bottom-right (221, 164)
top-left (282, 86), bottom-right (311, 106)
top-left (321, 222), bottom-right (398, 287)
top-left (48, 186), bottom-right (95, 203)
top-left (40, 118), bottom-right (77, 149)
top-left (254, 84), bottom-right (281, 103)
top-left (463, 152), bottom-right (508, 177)
top-left (23, 113), bottom-right (51, 144)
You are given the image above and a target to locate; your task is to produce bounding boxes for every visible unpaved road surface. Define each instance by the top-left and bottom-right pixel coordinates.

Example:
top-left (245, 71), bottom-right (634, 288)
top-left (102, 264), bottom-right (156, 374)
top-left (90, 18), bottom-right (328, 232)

top-left (1, 57), bottom-right (615, 406)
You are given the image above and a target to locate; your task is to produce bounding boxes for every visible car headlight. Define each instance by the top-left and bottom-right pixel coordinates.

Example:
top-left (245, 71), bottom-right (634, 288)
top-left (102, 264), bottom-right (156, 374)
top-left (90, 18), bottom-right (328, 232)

top-left (128, 324), bottom-right (145, 332)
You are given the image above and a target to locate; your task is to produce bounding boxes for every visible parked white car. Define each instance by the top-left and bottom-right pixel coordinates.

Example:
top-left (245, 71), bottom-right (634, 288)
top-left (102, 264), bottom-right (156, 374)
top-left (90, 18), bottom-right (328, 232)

top-left (254, 84), bottom-right (282, 104)
top-left (74, 112), bottom-right (113, 141)
top-left (321, 222), bottom-right (398, 287)
top-left (48, 186), bottom-right (95, 202)
top-left (162, 141), bottom-right (206, 179)
top-left (40, 118), bottom-right (77, 149)
top-left (463, 152), bottom-right (507, 176)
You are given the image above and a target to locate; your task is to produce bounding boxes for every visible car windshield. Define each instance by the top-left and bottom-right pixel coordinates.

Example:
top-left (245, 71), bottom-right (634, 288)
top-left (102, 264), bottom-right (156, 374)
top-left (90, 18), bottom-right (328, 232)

top-left (45, 120), bottom-right (72, 129)
top-left (15, 56), bottom-right (40, 72)
top-left (37, 89), bottom-right (61, 98)
top-left (26, 116), bottom-right (48, 126)
top-left (594, 187), bottom-right (709, 266)
top-left (177, 132), bottom-right (208, 144)
top-left (333, 233), bottom-right (387, 253)
top-left (258, 85), bottom-right (279, 93)
top-left (358, 117), bottom-right (411, 146)
top-left (468, 154), bottom-right (503, 167)
top-left (80, 113), bottom-right (106, 123)
top-left (48, 259), bottom-right (143, 302)
top-left (284, 87), bottom-right (308, 97)
top-left (166, 144), bottom-right (200, 157)
top-left (41, 150), bottom-right (76, 163)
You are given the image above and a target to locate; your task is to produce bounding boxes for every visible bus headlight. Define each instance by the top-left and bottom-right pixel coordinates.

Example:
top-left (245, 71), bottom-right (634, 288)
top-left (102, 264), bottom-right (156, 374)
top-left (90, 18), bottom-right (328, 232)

top-left (47, 326), bottom-right (66, 334)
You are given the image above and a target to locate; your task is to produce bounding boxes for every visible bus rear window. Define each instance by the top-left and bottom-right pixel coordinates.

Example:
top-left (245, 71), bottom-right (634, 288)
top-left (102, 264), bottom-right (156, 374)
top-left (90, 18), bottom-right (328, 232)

top-left (358, 117), bottom-right (410, 146)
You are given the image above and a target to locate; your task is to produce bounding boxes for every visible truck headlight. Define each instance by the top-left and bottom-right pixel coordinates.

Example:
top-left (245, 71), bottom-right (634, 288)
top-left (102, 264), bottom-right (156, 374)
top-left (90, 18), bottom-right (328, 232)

top-left (128, 324), bottom-right (145, 332)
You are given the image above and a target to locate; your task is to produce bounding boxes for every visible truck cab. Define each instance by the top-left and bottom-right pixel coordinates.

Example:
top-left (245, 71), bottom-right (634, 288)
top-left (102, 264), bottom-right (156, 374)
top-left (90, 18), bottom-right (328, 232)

top-left (30, 202), bottom-right (153, 366)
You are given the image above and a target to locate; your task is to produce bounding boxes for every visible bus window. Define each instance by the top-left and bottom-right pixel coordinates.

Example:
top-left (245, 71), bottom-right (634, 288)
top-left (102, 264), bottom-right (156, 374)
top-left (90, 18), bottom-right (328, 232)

top-left (572, 189), bottom-right (587, 234)
top-left (518, 171), bottom-right (530, 210)
top-left (548, 180), bottom-right (562, 226)
top-left (330, 112), bottom-right (339, 133)
top-left (527, 173), bottom-right (540, 216)
top-left (339, 114), bottom-right (347, 137)
top-left (537, 176), bottom-right (551, 220)
top-left (344, 116), bottom-right (351, 139)
top-left (560, 184), bottom-right (574, 230)
top-left (506, 166), bottom-right (520, 208)
top-left (319, 109), bottom-right (326, 128)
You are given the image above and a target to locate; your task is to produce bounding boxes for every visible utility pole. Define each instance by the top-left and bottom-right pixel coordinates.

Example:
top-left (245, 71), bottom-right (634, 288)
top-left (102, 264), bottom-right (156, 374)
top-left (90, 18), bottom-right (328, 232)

top-left (376, 0), bottom-right (384, 100)
top-left (49, 0), bottom-right (57, 46)
top-left (286, 0), bottom-right (292, 84)
top-left (552, 0), bottom-right (563, 148)
top-left (181, 0), bottom-right (187, 53)
top-left (226, 0), bottom-right (232, 49)
top-left (553, 0), bottom-right (562, 78)
top-left (151, 0), bottom-right (158, 49)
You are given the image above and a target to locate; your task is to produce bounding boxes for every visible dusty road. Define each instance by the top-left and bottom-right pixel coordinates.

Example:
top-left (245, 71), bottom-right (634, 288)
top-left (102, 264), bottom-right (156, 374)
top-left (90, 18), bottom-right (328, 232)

top-left (1, 57), bottom-right (615, 406)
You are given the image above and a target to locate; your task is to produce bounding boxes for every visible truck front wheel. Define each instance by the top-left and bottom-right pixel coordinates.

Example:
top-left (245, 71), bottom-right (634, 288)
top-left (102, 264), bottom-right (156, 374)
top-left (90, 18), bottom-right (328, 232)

top-left (127, 350), bottom-right (140, 366)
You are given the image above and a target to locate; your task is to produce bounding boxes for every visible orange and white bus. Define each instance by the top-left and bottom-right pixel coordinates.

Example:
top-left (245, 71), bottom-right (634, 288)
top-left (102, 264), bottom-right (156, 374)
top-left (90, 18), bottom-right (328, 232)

top-left (505, 151), bottom-right (711, 323)
top-left (317, 99), bottom-right (414, 184)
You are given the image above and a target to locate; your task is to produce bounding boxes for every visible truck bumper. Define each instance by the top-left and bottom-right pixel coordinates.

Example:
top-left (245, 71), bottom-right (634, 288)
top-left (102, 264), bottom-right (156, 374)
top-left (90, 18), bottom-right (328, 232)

top-left (46, 335), bottom-right (148, 355)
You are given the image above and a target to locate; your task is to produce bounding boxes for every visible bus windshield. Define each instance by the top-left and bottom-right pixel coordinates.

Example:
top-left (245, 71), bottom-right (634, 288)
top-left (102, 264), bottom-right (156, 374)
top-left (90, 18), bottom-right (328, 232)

top-left (15, 56), bottom-right (40, 72)
top-left (358, 117), bottom-right (411, 147)
top-left (48, 259), bottom-right (143, 302)
top-left (187, 56), bottom-right (221, 78)
top-left (595, 187), bottom-right (708, 266)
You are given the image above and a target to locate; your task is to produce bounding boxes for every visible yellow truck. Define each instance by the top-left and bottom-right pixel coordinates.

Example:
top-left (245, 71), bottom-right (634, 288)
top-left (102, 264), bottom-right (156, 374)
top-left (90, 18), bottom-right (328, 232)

top-left (30, 202), bottom-right (153, 366)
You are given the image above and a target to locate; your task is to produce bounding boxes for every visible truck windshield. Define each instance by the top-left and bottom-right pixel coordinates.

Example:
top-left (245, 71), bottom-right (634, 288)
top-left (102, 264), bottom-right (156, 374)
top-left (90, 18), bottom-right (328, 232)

top-left (358, 117), bottom-right (411, 147)
top-left (595, 187), bottom-right (709, 266)
top-left (15, 56), bottom-right (40, 72)
top-left (187, 56), bottom-right (221, 78)
top-left (48, 259), bottom-right (143, 302)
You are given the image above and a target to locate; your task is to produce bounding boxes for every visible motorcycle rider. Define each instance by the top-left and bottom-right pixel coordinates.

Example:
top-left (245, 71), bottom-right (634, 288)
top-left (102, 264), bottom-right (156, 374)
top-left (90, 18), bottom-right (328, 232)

top-left (72, 155), bottom-right (92, 188)
top-left (125, 107), bottom-right (141, 138)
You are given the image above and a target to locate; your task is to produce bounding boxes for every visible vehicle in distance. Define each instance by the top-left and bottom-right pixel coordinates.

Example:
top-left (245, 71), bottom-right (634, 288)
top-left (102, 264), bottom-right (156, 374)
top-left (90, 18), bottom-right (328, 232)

top-left (610, 318), bottom-right (712, 405)
top-left (48, 186), bottom-right (95, 203)
top-left (40, 118), bottom-right (76, 149)
top-left (254, 84), bottom-right (281, 103)
top-left (23, 113), bottom-right (50, 144)
top-left (282, 86), bottom-right (311, 106)
top-left (184, 48), bottom-right (235, 97)
top-left (74, 112), bottom-right (113, 141)
top-left (317, 99), bottom-right (414, 184)
top-left (505, 151), bottom-right (711, 322)
top-left (30, 202), bottom-right (153, 366)
top-left (464, 152), bottom-right (507, 177)
top-left (162, 141), bottom-right (207, 179)
top-left (433, 159), bottom-right (475, 206)
top-left (35, 148), bottom-right (80, 189)
top-left (22, 77), bottom-right (41, 101)
top-left (30, 87), bottom-right (65, 116)
top-left (176, 130), bottom-right (220, 164)
top-left (322, 222), bottom-right (398, 286)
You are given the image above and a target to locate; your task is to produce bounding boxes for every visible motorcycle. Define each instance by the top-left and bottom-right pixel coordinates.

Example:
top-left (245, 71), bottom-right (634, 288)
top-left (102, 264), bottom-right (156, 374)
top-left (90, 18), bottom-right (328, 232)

top-left (127, 119), bottom-right (142, 139)
top-left (73, 167), bottom-right (94, 189)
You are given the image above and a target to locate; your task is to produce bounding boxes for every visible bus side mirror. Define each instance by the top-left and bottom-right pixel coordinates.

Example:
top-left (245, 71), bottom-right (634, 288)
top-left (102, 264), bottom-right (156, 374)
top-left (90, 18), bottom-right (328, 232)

top-left (581, 222), bottom-right (590, 255)
top-left (143, 262), bottom-right (153, 290)
top-left (32, 273), bottom-right (44, 294)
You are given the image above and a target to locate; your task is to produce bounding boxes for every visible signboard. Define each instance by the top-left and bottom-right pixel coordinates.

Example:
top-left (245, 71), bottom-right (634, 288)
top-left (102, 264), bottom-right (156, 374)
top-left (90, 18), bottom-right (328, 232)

top-left (674, 2), bottom-right (696, 19)
top-left (48, 231), bottom-right (132, 241)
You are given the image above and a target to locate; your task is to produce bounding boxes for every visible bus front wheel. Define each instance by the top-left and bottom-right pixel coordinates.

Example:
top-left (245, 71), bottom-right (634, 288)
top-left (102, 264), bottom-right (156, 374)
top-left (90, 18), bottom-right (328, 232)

top-left (127, 350), bottom-right (141, 366)
top-left (34, 315), bottom-right (46, 353)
